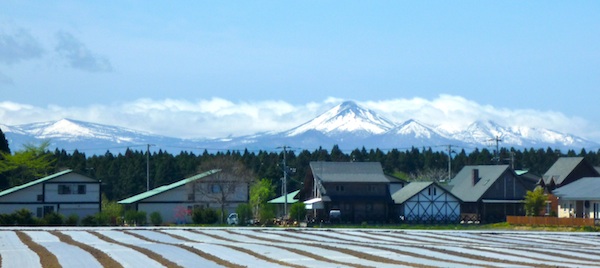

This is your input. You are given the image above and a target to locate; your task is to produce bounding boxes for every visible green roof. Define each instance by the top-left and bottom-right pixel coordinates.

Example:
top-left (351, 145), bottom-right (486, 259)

top-left (118, 169), bottom-right (220, 204)
top-left (267, 190), bottom-right (300, 204)
top-left (0, 169), bottom-right (73, 197)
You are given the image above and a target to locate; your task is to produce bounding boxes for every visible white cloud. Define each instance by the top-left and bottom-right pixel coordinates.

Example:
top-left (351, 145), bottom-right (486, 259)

top-left (0, 96), bottom-right (596, 141)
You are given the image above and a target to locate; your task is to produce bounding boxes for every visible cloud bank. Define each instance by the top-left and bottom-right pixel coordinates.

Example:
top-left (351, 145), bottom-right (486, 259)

top-left (0, 95), bottom-right (597, 142)
top-left (0, 27), bottom-right (44, 64)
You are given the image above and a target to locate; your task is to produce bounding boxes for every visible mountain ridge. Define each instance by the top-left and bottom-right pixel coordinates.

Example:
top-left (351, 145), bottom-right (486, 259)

top-left (2, 101), bottom-right (598, 154)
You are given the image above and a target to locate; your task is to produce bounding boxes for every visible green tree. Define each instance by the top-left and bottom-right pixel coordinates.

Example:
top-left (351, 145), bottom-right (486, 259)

top-left (250, 178), bottom-right (275, 219)
top-left (0, 141), bottom-right (55, 187)
top-left (0, 127), bottom-right (9, 154)
top-left (524, 187), bottom-right (547, 216)
top-left (289, 202), bottom-right (307, 223)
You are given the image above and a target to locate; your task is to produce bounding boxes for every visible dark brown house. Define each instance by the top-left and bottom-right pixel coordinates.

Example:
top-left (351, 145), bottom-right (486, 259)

top-left (447, 165), bottom-right (535, 223)
top-left (304, 161), bottom-right (393, 223)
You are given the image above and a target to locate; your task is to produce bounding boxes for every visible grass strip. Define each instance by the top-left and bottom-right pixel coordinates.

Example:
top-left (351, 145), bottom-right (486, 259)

top-left (51, 231), bottom-right (123, 268)
top-left (90, 231), bottom-right (183, 268)
top-left (132, 230), bottom-right (246, 268)
top-left (192, 230), bottom-right (303, 268)
top-left (15, 231), bottom-right (61, 268)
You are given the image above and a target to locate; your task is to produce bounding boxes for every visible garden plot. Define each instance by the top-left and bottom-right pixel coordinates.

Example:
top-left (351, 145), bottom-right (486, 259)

top-left (61, 230), bottom-right (165, 268)
top-left (97, 230), bottom-right (220, 268)
top-left (0, 231), bottom-right (41, 268)
top-left (23, 231), bottom-right (102, 268)
top-left (2, 227), bottom-right (600, 268)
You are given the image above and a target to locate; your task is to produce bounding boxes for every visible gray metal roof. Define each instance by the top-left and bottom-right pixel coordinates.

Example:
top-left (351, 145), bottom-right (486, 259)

top-left (552, 177), bottom-right (600, 200)
top-left (447, 165), bottom-right (510, 202)
top-left (542, 157), bottom-right (589, 185)
top-left (390, 181), bottom-right (434, 204)
top-left (309, 161), bottom-right (389, 183)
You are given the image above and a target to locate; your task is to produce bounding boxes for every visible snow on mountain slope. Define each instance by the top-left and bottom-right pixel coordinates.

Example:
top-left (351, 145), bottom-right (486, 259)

top-left (1, 102), bottom-right (598, 154)
top-left (284, 101), bottom-right (395, 137)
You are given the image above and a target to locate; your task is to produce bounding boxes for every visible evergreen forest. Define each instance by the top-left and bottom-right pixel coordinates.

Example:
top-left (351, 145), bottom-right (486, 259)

top-left (3, 135), bottom-right (600, 202)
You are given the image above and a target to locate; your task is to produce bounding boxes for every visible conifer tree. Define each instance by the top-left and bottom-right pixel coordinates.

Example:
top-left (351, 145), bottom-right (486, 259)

top-left (0, 128), bottom-right (9, 154)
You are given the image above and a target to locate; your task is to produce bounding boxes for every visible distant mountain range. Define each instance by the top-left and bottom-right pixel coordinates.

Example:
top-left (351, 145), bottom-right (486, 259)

top-left (1, 101), bottom-right (597, 154)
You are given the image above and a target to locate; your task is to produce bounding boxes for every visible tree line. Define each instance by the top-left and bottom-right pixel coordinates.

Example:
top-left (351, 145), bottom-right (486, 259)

top-left (2, 128), bottom-right (600, 200)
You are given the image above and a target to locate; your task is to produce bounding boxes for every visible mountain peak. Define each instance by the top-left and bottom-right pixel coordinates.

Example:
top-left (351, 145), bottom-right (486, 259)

top-left (285, 101), bottom-right (395, 137)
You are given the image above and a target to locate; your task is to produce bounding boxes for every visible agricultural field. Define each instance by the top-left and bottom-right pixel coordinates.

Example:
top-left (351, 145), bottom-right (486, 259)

top-left (1, 227), bottom-right (599, 267)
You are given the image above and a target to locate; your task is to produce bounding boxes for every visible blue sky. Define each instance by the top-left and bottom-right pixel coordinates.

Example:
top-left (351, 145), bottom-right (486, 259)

top-left (1, 1), bottom-right (599, 140)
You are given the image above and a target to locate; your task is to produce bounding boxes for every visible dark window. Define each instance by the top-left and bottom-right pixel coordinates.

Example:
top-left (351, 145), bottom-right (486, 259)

top-left (37, 194), bottom-right (43, 201)
top-left (188, 194), bottom-right (194, 201)
top-left (335, 185), bottom-right (345, 192)
top-left (58, 185), bottom-right (71, 195)
top-left (77, 185), bottom-right (86, 194)
top-left (36, 207), bottom-right (43, 218)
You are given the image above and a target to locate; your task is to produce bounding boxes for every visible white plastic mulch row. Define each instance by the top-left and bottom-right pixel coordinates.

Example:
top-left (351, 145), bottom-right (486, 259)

top-left (0, 231), bottom-right (41, 268)
top-left (23, 231), bottom-right (102, 268)
top-left (61, 230), bottom-right (165, 268)
top-left (96, 230), bottom-right (224, 268)
top-left (2, 228), bottom-right (600, 268)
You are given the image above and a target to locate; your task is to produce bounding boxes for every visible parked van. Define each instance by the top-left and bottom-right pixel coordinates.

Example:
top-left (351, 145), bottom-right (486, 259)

top-left (329, 209), bottom-right (341, 223)
top-left (227, 213), bottom-right (239, 225)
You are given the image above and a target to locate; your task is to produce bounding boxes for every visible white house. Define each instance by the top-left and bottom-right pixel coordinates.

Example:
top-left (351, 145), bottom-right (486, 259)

top-left (553, 177), bottom-right (600, 220)
top-left (391, 181), bottom-right (461, 223)
top-left (0, 169), bottom-right (101, 219)
top-left (118, 169), bottom-right (250, 224)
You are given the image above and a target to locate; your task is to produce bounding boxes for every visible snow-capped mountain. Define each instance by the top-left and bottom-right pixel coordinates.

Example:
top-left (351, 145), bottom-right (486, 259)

top-left (1, 101), bottom-right (598, 154)
top-left (284, 101), bottom-right (396, 137)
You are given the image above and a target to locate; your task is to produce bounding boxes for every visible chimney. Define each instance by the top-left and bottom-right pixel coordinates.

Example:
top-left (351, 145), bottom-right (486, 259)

top-left (472, 168), bottom-right (480, 185)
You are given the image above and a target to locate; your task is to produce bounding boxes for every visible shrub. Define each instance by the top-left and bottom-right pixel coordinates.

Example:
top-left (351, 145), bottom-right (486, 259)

top-left (150, 211), bottom-right (163, 226)
top-left (289, 202), bottom-right (307, 223)
top-left (13, 209), bottom-right (35, 225)
top-left (236, 204), bottom-right (253, 226)
top-left (192, 207), bottom-right (218, 224)
top-left (0, 213), bottom-right (14, 225)
top-left (124, 210), bottom-right (146, 226)
top-left (65, 214), bottom-right (79, 226)
top-left (202, 208), bottom-right (218, 224)
top-left (191, 208), bottom-right (203, 224)
top-left (43, 212), bottom-right (64, 226)
top-left (81, 215), bottom-right (97, 226)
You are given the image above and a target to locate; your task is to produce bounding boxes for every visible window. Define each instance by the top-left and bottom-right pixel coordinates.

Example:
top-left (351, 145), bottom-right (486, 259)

top-left (37, 194), bottom-right (43, 202)
top-left (368, 185), bottom-right (376, 192)
top-left (58, 185), bottom-right (72, 195)
top-left (335, 185), bottom-right (345, 192)
top-left (211, 184), bottom-right (222, 193)
top-left (187, 193), bottom-right (195, 201)
top-left (59, 184), bottom-right (87, 195)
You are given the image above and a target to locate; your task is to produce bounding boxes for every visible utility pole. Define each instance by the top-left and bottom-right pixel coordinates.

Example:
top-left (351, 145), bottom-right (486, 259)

top-left (146, 144), bottom-right (154, 191)
top-left (282, 146), bottom-right (288, 219)
top-left (489, 136), bottom-right (502, 164)
top-left (447, 145), bottom-right (455, 181)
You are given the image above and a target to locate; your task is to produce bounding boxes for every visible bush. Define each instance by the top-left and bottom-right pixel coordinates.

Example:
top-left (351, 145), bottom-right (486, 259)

top-left (81, 215), bottom-right (97, 226)
top-left (150, 211), bottom-right (163, 226)
top-left (192, 207), bottom-right (218, 224)
top-left (65, 214), bottom-right (79, 226)
top-left (43, 212), bottom-right (64, 226)
top-left (0, 213), bottom-right (14, 225)
top-left (236, 204), bottom-right (253, 226)
top-left (289, 202), bottom-right (307, 223)
top-left (124, 210), bottom-right (147, 226)
top-left (13, 209), bottom-right (35, 225)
